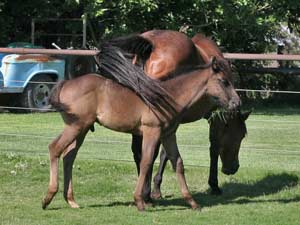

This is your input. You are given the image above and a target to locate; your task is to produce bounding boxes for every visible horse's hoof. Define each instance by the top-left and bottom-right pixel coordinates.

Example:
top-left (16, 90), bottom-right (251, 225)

top-left (190, 201), bottom-right (200, 211)
top-left (68, 201), bottom-right (80, 208)
top-left (135, 199), bottom-right (146, 211)
top-left (137, 207), bottom-right (145, 212)
top-left (192, 203), bottom-right (201, 211)
top-left (136, 204), bottom-right (145, 212)
top-left (145, 201), bottom-right (153, 207)
top-left (151, 191), bottom-right (162, 200)
top-left (210, 188), bottom-right (222, 195)
top-left (42, 199), bottom-right (49, 210)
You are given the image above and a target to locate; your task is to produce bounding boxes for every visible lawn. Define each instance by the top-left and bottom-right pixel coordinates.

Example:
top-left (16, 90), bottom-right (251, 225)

top-left (0, 109), bottom-right (299, 225)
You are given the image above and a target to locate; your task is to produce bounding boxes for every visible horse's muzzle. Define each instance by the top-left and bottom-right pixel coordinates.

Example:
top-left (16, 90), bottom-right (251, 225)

top-left (222, 161), bottom-right (240, 175)
top-left (228, 97), bottom-right (241, 111)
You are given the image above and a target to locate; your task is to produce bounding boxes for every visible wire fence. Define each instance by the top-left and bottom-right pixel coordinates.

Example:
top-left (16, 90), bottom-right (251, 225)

top-left (1, 79), bottom-right (300, 169)
top-left (1, 131), bottom-right (300, 153)
top-left (0, 79), bottom-right (58, 85)
top-left (2, 78), bottom-right (300, 92)
top-left (1, 78), bottom-right (300, 112)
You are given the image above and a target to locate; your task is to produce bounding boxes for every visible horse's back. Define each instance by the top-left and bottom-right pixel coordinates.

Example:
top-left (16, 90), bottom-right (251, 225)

top-left (60, 74), bottom-right (148, 133)
top-left (141, 30), bottom-right (203, 79)
top-left (60, 74), bottom-right (104, 102)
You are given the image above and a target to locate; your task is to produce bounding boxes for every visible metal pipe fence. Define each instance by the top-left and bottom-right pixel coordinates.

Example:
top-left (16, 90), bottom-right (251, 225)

top-left (1, 47), bottom-right (300, 61)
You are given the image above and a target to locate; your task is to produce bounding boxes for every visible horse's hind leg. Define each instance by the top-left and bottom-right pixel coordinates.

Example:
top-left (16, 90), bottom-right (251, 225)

top-left (42, 126), bottom-right (81, 209)
top-left (151, 147), bottom-right (168, 199)
top-left (161, 133), bottom-right (199, 210)
top-left (63, 130), bottom-right (87, 208)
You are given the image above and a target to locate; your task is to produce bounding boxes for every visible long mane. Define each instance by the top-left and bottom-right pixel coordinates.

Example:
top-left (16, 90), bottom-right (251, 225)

top-left (94, 40), bottom-right (177, 120)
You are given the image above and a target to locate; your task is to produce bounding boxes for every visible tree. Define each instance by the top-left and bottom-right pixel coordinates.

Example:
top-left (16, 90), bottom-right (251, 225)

top-left (1, 0), bottom-right (299, 52)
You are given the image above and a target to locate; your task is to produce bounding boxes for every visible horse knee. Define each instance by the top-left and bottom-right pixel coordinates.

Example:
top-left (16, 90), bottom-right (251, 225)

top-left (48, 142), bottom-right (56, 154)
top-left (48, 138), bottom-right (63, 158)
top-left (176, 157), bottom-right (184, 174)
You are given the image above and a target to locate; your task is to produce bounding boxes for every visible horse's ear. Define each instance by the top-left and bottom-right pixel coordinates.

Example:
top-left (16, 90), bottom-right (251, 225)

top-left (241, 110), bottom-right (251, 121)
top-left (212, 57), bottom-right (220, 73)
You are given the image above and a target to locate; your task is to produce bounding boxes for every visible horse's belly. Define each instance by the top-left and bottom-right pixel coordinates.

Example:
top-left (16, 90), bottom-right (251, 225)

top-left (96, 109), bottom-right (140, 132)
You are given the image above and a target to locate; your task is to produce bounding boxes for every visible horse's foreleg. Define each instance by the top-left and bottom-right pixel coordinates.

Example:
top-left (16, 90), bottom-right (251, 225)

top-left (63, 130), bottom-right (88, 208)
top-left (134, 128), bottom-right (160, 211)
top-left (151, 147), bottom-right (168, 199)
top-left (42, 126), bottom-right (80, 209)
top-left (131, 134), bottom-right (160, 203)
top-left (161, 133), bottom-right (199, 210)
top-left (208, 143), bottom-right (222, 195)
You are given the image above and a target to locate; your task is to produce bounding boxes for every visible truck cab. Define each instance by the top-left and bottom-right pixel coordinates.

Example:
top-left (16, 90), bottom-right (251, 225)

top-left (0, 53), bottom-right (65, 111)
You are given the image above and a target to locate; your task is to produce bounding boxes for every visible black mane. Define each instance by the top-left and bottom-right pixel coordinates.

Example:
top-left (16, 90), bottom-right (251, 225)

top-left (94, 41), bottom-right (177, 120)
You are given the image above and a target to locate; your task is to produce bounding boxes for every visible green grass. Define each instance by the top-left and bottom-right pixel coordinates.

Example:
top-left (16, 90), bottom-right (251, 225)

top-left (0, 109), bottom-right (300, 225)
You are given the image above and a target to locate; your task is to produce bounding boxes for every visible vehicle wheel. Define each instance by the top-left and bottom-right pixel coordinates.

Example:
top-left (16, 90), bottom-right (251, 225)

top-left (19, 75), bottom-right (54, 112)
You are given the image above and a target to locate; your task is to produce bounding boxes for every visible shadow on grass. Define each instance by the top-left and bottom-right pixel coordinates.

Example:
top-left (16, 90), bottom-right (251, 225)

top-left (161, 172), bottom-right (299, 209)
top-left (87, 172), bottom-right (299, 210)
top-left (200, 172), bottom-right (299, 207)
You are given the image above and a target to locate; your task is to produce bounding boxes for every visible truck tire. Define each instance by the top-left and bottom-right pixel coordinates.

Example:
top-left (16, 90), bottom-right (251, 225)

top-left (19, 75), bottom-right (54, 112)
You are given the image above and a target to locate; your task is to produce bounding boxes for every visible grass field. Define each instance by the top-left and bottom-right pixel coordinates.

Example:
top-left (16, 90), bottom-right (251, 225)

top-left (0, 108), bottom-right (300, 225)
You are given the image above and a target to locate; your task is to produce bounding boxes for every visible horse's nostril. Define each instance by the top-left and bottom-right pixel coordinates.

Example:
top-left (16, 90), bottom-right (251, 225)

top-left (212, 96), bottom-right (219, 101)
top-left (233, 163), bottom-right (240, 172)
top-left (228, 99), bottom-right (241, 110)
top-left (211, 96), bottom-right (220, 104)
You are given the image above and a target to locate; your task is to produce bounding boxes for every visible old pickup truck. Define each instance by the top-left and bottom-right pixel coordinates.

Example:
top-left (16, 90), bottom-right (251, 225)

top-left (0, 42), bottom-right (95, 112)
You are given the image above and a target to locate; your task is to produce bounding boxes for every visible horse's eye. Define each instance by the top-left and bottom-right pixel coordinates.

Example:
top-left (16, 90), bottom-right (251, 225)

top-left (219, 78), bottom-right (230, 87)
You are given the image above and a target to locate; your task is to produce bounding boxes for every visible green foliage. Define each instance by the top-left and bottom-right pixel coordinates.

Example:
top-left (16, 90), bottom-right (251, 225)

top-left (0, 0), bottom-right (299, 50)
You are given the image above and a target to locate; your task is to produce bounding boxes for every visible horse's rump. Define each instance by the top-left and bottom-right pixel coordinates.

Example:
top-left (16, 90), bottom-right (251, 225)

top-left (49, 80), bottom-right (67, 112)
top-left (106, 34), bottom-right (153, 63)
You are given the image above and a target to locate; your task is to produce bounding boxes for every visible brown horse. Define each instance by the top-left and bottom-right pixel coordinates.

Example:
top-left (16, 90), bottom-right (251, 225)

top-left (42, 42), bottom-right (240, 211)
top-left (109, 30), bottom-right (246, 200)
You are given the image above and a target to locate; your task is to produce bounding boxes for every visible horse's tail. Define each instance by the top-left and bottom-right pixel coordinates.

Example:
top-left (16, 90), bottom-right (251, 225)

top-left (106, 34), bottom-right (153, 62)
top-left (49, 80), bottom-right (68, 112)
top-left (94, 43), bottom-right (177, 120)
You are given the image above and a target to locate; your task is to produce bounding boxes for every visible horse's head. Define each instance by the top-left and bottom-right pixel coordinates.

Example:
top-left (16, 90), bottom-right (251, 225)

top-left (206, 57), bottom-right (241, 111)
top-left (209, 111), bottom-right (251, 175)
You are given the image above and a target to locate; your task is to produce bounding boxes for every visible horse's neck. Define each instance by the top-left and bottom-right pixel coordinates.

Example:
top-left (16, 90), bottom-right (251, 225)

top-left (164, 69), bottom-right (210, 111)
